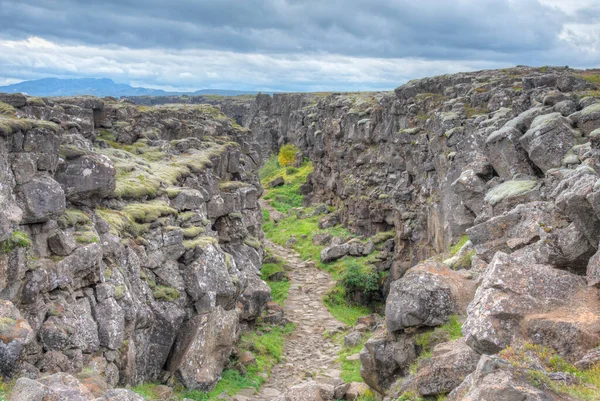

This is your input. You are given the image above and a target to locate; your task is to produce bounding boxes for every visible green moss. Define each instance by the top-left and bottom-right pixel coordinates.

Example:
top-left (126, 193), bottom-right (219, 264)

top-left (0, 116), bottom-right (59, 136)
top-left (74, 231), bottom-right (100, 244)
top-left (500, 342), bottom-right (600, 400)
top-left (152, 285), bottom-right (180, 301)
top-left (58, 209), bottom-right (91, 228)
top-left (100, 141), bottom-right (229, 200)
top-left (0, 102), bottom-right (16, 117)
top-left (484, 180), bottom-right (538, 206)
top-left (114, 285), bottom-right (126, 300)
top-left (95, 200), bottom-right (176, 237)
top-left (449, 234), bottom-right (469, 256)
top-left (371, 231), bottom-right (395, 245)
top-left (220, 181), bottom-right (251, 191)
top-left (1, 230), bottom-right (32, 254)
top-left (409, 315), bottom-right (463, 375)
top-left (183, 236), bottom-right (218, 250)
top-left (243, 236), bottom-right (261, 250)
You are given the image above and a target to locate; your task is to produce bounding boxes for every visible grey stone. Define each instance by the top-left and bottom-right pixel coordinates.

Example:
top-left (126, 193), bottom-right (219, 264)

top-left (14, 174), bottom-right (66, 224)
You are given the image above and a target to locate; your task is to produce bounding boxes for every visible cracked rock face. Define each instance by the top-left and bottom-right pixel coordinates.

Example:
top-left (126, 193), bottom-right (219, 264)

top-left (0, 95), bottom-right (270, 394)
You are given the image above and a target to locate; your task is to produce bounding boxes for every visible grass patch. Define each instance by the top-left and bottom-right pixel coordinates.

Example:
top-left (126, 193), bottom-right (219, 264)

top-left (96, 200), bottom-right (177, 237)
top-left (179, 323), bottom-right (296, 401)
top-left (259, 153), bottom-right (313, 213)
top-left (1, 230), bottom-right (31, 254)
top-left (0, 378), bottom-right (15, 401)
top-left (261, 257), bottom-right (290, 306)
top-left (58, 209), bottom-right (91, 229)
top-left (336, 331), bottom-right (371, 383)
top-left (449, 234), bottom-right (469, 256)
top-left (99, 139), bottom-right (230, 200)
top-left (409, 316), bottom-right (463, 375)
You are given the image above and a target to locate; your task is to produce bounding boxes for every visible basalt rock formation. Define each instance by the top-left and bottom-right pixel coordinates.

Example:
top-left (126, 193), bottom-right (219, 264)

top-left (212, 66), bottom-right (600, 399)
top-left (4, 65), bottom-right (600, 400)
top-left (0, 94), bottom-right (269, 398)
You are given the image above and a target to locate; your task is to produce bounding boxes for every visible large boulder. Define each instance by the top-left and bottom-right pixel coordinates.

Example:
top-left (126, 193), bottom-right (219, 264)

top-left (485, 126), bottom-right (535, 179)
top-left (519, 113), bottom-right (576, 172)
top-left (359, 329), bottom-right (417, 394)
top-left (385, 261), bottom-right (476, 333)
top-left (167, 306), bottom-right (239, 390)
top-left (414, 338), bottom-right (480, 396)
top-left (451, 170), bottom-right (487, 217)
top-left (447, 355), bottom-right (564, 401)
top-left (467, 201), bottom-right (567, 262)
top-left (578, 103), bottom-right (600, 134)
top-left (320, 243), bottom-right (349, 263)
top-left (0, 300), bottom-right (34, 378)
top-left (9, 372), bottom-right (96, 401)
top-left (462, 252), bottom-right (600, 361)
top-left (55, 153), bottom-right (116, 205)
top-left (551, 166), bottom-right (600, 246)
top-left (13, 174), bottom-right (65, 224)
top-left (183, 243), bottom-right (239, 312)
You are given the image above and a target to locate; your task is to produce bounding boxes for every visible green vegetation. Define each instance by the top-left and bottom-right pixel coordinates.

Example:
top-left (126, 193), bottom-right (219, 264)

top-left (409, 316), bottom-right (463, 375)
top-left (176, 323), bottom-right (296, 401)
top-left (465, 106), bottom-right (489, 118)
top-left (484, 180), bottom-right (538, 206)
top-left (577, 71), bottom-right (600, 86)
top-left (1, 231), bottom-right (32, 254)
top-left (341, 260), bottom-right (385, 304)
top-left (261, 147), bottom-right (380, 325)
top-left (500, 342), bottom-right (600, 400)
top-left (277, 143), bottom-right (300, 167)
top-left (0, 115), bottom-right (59, 136)
top-left (73, 231), bottom-right (100, 244)
top-left (96, 200), bottom-right (177, 237)
top-left (58, 209), bottom-right (91, 228)
top-left (335, 331), bottom-right (370, 383)
top-left (259, 153), bottom-right (313, 213)
top-left (0, 378), bottom-right (15, 401)
top-left (98, 136), bottom-right (232, 199)
top-left (449, 234), bottom-right (469, 256)
top-left (261, 255), bottom-right (290, 306)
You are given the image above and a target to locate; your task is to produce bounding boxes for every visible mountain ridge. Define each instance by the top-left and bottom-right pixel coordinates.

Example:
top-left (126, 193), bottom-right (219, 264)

top-left (0, 77), bottom-right (265, 97)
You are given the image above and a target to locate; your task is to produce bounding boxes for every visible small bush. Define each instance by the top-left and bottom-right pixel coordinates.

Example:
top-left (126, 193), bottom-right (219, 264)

top-left (277, 144), bottom-right (299, 167)
top-left (341, 261), bottom-right (382, 304)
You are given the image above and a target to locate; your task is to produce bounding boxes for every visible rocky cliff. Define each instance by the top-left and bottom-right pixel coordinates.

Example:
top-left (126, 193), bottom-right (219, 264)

top-left (226, 66), bottom-right (600, 399)
top-left (0, 94), bottom-right (270, 397)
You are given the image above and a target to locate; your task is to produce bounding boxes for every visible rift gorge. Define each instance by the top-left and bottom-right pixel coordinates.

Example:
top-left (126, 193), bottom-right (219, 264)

top-left (2, 66), bottom-right (600, 401)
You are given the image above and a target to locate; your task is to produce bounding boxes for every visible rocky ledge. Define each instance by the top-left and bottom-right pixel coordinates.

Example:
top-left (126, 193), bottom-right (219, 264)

top-left (0, 94), bottom-right (270, 397)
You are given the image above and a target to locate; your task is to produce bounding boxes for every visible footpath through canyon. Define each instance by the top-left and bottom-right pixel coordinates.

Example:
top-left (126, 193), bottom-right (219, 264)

top-left (4, 66), bottom-right (600, 401)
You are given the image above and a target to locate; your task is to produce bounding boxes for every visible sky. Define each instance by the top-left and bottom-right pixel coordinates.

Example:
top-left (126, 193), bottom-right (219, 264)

top-left (0, 0), bottom-right (599, 92)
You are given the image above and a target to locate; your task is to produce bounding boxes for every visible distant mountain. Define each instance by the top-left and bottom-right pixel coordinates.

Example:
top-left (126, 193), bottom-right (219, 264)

top-left (0, 78), bottom-right (263, 97)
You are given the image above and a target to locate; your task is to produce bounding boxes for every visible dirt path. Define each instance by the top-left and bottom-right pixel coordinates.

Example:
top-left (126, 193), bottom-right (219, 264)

top-left (239, 202), bottom-right (346, 400)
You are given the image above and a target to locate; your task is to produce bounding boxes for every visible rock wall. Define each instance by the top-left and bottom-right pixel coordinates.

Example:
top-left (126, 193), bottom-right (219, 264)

top-left (228, 66), bottom-right (600, 398)
top-left (0, 94), bottom-right (270, 393)
top-left (238, 67), bottom-right (600, 276)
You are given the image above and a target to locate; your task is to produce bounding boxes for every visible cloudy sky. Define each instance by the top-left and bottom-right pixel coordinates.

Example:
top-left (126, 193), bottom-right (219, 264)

top-left (0, 0), bottom-right (599, 92)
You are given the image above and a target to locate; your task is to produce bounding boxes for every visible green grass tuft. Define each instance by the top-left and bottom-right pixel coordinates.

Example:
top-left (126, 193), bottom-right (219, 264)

top-left (1, 230), bottom-right (32, 254)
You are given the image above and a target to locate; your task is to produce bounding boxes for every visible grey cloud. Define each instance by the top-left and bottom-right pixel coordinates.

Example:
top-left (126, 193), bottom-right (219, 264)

top-left (0, 0), bottom-right (573, 61)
